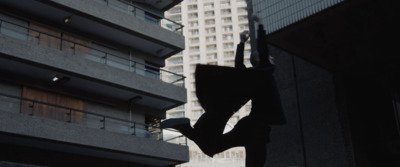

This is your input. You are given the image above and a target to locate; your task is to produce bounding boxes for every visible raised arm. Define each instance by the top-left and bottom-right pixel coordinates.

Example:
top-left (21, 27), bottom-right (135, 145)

top-left (235, 31), bottom-right (249, 69)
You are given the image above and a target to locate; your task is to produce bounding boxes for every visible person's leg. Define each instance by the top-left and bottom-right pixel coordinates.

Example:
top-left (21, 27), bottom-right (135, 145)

top-left (160, 118), bottom-right (197, 140)
top-left (161, 115), bottom-right (225, 157)
top-left (217, 116), bottom-right (270, 166)
top-left (250, 73), bottom-right (286, 125)
top-left (214, 116), bottom-right (271, 153)
top-left (211, 116), bottom-right (251, 153)
top-left (191, 109), bottom-right (234, 156)
top-left (245, 142), bottom-right (268, 167)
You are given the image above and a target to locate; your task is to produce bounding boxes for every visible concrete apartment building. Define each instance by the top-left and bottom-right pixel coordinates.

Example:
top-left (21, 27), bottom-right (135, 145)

top-left (246, 0), bottom-right (400, 166)
top-left (0, 0), bottom-right (190, 166)
top-left (164, 0), bottom-right (251, 166)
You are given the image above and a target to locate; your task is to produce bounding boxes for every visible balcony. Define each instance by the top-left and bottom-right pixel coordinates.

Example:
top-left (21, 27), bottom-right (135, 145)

top-left (0, 92), bottom-right (188, 166)
top-left (0, 0), bottom-right (184, 58)
top-left (100, 0), bottom-right (183, 11)
top-left (204, 11), bottom-right (215, 18)
top-left (0, 18), bottom-right (185, 86)
top-left (204, 4), bottom-right (214, 11)
top-left (187, 0), bottom-right (198, 4)
top-left (188, 13), bottom-right (199, 20)
top-left (188, 5), bottom-right (198, 11)
top-left (0, 18), bottom-right (186, 111)
top-left (237, 8), bottom-right (248, 15)
top-left (167, 9), bottom-right (182, 15)
top-left (220, 2), bottom-right (231, 8)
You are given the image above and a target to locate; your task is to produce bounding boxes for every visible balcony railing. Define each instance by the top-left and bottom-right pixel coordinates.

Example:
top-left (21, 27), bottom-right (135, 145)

top-left (94, 0), bottom-right (184, 34)
top-left (0, 18), bottom-right (186, 86)
top-left (0, 92), bottom-right (187, 146)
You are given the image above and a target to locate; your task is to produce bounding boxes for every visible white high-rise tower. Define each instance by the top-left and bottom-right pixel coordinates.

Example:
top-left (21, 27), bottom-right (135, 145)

top-left (164, 0), bottom-right (252, 166)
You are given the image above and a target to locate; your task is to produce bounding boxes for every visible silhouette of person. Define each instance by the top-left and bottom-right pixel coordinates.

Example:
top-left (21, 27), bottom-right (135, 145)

top-left (161, 15), bottom-right (285, 167)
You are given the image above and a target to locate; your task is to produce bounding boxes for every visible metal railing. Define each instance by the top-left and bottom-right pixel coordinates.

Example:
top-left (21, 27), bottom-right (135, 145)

top-left (0, 92), bottom-right (187, 146)
top-left (95, 0), bottom-right (184, 34)
top-left (0, 18), bottom-right (186, 86)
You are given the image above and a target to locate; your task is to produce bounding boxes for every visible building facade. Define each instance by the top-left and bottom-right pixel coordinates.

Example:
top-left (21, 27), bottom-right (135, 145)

top-left (247, 0), bottom-right (400, 166)
top-left (164, 0), bottom-right (253, 166)
top-left (0, 0), bottom-right (189, 166)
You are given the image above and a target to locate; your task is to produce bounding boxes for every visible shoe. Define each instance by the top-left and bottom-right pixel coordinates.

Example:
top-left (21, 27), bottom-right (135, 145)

top-left (160, 118), bottom-right (190, 129)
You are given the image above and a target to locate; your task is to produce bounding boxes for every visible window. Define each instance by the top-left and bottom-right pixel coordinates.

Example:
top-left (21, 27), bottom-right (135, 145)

top-left (223, 42), bottom-right (234, 49)
top-left (189, 21), bottom-right (198, 27)
top-left (229, 116), bottom-right (239, 125)
top-left (225, 60), bottom-right (235, 67)
top-left (169, 16), bottom-right (181, 22)
top-left (223, 34), bottom-right (234, 41)
top-left (188, 13), bottom-right (198, 19)
top-left (205, 19), bottom-right (215, 25)
top-left (238, 16), bottom-right (248, 22)
top-left (207, 61), bottom-right (218, 65)
top-left (188, 4), bottom-right (198, 11)
top-left (222, 25), bottom-right (233, 32)
top-left (168, 111), bottom-right (185, 118)
top-left (206, 53), bottom-right (217, 60)
top-left (190, 55), bottom-right (200, 62)
top-left (189, 46), bottom-right (200, 53)
top-left (168, 9), bottom-right (181, 15)
top-left (205, 27), bottom-right (216, 34)
top-left (169, 66), bottom-right (183, 74)
top-left (239, 24), bottom-right (249, 31)
top-left (189, 29), bottom-right (199, 36)
top-left (222, 17), bottom-right (232, 24)
top-left (220, 1), bottom-right (231, 8)
top-left (0, 13), bottom-right (29, 41)
top-left (192, 101), bottom-right (201, 107)
top-left (221, 9), bottom-right (231, 15)
top-left (204, 11), bottom-right (215, 17)
top-left (206, 36), bottom-right (216, 42)
top-left (192, 109), bottom-right (204, 119)
top-left (224, 51), bottom-right (235, 58)
top-left (206, 44), bottom-right (217, 51)
top-left (237, 8), bottom-right (247, 14)
top-left (168, 57), bottom-right (183, 65)
top-left (204, 3), bottom-right (214, 10)
top-left (189, 37), bottom-right (199, 44)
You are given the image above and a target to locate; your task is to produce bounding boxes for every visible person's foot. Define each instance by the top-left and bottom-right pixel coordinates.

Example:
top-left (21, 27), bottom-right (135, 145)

top-left (162, 118), bottom-right (219, 157)
top-left (160, 118), bottom-right (190, 129)
top-left (161, 118), bottom-right (197, 141)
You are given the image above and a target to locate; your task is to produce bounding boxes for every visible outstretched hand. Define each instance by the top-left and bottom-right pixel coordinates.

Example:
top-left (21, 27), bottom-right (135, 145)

top-left (240, 31), bottom-right (249, 43)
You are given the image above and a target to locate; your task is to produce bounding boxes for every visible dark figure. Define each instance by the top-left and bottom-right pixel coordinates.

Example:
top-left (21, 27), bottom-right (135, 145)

top-left (161, 17), bottom-right (285, 167)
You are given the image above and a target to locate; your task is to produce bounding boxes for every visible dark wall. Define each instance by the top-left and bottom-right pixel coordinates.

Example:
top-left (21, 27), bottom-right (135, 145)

top-left (343, 74), bottom-right (400, 167)
top-left (265, 46), bottom-right (354, 167)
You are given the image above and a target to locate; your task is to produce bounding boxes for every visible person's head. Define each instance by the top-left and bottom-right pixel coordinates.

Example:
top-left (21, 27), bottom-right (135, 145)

top-left (252, 12), bottom-right (261, 23)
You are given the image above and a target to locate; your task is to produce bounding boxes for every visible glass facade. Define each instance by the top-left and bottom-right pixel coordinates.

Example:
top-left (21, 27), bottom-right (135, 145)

top-left (252, 0), bottom-right (344, 34)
